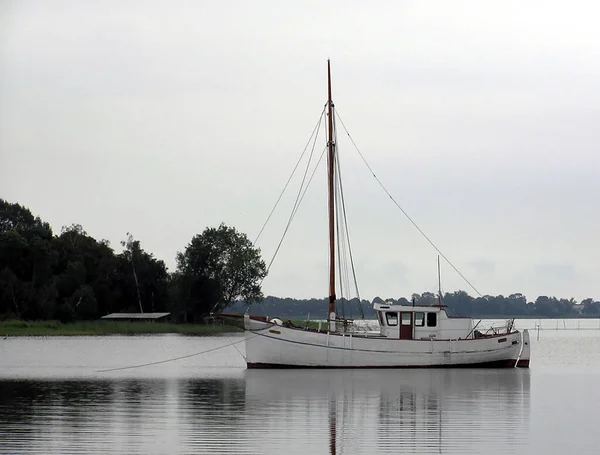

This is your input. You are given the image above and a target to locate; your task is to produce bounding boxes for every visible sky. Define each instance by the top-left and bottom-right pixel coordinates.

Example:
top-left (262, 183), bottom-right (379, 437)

top-left (1, 0), bottom-right (599, 302)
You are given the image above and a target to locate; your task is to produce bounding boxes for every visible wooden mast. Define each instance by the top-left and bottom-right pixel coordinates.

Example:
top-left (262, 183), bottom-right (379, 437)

top-left (327, 60), bottom-right (336, 331)
top-left (437, 255), bottom-right (443, 307)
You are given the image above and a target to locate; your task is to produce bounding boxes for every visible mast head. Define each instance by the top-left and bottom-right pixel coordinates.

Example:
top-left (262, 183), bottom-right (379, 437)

top-left (327, 60), bottom-right (333, 105)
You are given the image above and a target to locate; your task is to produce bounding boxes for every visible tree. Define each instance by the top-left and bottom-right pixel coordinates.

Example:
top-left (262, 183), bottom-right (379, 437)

top-left (121, 233), bottom-right (144, 313)
top-left (582, 298), bottom-right (600, 315)
top-left (0, 267), bottom-right (21, 317)
top-left (0, 199), bottom-right (52, 240)
top-left (397, 297), bottom-right (410, 306)
top-left (417, 292), bottom-right (436, 306)
top-left (534, 295), bottom-right (557, 317)
top-left (114, 235), bottom-right (170, 314)
top-left (0, 200), bottom-right (56, 319)
top-left (175, 223), bottom-right (267, 319)
top-left (53, 224), bottom-right (116, 320)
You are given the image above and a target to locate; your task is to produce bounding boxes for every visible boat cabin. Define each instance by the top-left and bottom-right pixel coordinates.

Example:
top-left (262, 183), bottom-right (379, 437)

top-left (373, 303), bottom-right (473, 340)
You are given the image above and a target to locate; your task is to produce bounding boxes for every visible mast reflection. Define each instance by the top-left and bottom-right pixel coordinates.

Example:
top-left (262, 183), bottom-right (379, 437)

top-left (244, 369), bottom-right (530, 455)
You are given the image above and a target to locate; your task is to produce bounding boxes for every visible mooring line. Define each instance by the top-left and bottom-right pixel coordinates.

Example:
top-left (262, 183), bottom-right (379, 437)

top-left (95, 336), bottom-right (248, 373)
top-left (227, 335), bottom-right (248, 361)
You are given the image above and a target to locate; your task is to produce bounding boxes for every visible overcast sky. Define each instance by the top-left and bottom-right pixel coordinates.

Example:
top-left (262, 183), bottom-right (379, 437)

top-left (1, 0), bottom-right (599, 302)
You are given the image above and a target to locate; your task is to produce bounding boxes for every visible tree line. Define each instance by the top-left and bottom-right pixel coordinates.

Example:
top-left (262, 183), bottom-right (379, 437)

top-left (228, 292), bottom-right (600, 319)
top-left (1, 199), bottom-right (598, 322)
top-left (0, 199), bottom-right (265, 322)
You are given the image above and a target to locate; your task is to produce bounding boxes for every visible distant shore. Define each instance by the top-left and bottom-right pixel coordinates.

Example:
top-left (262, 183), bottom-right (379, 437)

top-left (0, 320), bottom-right (242, 337)
top-left (3, 314), bottom-right (598, 337)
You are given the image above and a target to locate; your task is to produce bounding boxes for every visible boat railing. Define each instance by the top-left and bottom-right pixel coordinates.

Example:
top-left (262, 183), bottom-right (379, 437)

top-left (475, 319), bottom-right (516, 337)
top-left (344, 320), bottom-right (380, 334)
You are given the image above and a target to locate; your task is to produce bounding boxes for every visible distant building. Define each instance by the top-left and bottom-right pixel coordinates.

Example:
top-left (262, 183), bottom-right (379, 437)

top-left (100, 313), bottom-right (170, 322)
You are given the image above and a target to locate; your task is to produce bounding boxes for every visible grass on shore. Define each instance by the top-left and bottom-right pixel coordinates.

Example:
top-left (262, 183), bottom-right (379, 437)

top-left (0, 319), bottom-right (242, 336)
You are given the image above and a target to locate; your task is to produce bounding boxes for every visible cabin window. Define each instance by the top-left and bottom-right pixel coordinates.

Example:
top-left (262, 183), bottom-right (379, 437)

top-left (377, 311), bottom-right (385, 326)
top-left (401, 313), bottom-right (411, 325)
top-left (427, 312), bottom-right (437, 327)
top-left (414, 312), bottom-right (425, 327)
top-left (386, 312), bottom-right (398, 326)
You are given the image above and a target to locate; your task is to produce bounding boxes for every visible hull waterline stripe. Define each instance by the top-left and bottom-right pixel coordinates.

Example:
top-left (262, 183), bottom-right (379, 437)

top-left (247, 359), bottom-right (519, 369)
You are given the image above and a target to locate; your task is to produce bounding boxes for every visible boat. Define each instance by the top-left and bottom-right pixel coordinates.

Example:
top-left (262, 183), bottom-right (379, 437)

top-left (231, 61), bottom-right (530, 369)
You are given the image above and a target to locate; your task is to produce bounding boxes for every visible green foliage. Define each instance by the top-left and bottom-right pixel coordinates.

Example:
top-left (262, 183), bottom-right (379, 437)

top-left (0, 199), bottom-right (267, 324)
top-left (117, 232), bottom-right (170, 314)
top-left (0, 199), bottom-right (171, 322)
top-left (0, 200), bottom-right (53, 239)
top-left (174, 223), bottom-right (267, 320)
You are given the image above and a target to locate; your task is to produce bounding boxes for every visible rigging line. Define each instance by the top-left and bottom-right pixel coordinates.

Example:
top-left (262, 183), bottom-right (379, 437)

top-left (96, 335), bottom-right (247, 372)
top-left (335, 111), bottom-right (483, 298)
top-left (340, 229), bottom-right (351, 319)
top-left (333, 112), bottom-right (363, 317)
top-left (335, 147), bottom-right (351, 319)
top-left (260, 146), bottom-right (328, 284)
top-left (332, 113), bottom-right (345, 316)
top-left (334, 150), bottom-right (345, 319)
top-left (289, 110), bottom-right (323, 218)
top-left (337, 161), bottom-right (363, 319)
top-left (294, 146), bottom-right (327, 217)
top-left (333, 130), bottom-right (350, 318)
top-left (342, 191), bottom-right (354, 318)
top-left (338, 169), bottom-right (354, 319)
top-left (289, 137), bottom-right (325, 222)
top-left (337, 159), bottom-right (362, 318)
top-left (263, 118), bottom-right (325, 277)
top-left (254, 105), bottom-right (326, 245)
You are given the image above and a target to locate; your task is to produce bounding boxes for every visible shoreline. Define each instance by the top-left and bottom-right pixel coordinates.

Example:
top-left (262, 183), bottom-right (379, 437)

top-left (0, 320), bottom-right (242, 337)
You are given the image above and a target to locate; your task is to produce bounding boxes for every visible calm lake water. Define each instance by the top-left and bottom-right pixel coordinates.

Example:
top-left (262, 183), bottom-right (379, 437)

top-left (1, 320), bottom-right (600, 454)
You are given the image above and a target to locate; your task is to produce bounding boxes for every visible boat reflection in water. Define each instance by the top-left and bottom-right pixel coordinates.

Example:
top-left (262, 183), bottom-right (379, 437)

top-left (0, 369), bottom-right (530, 455)
top-left (244, 369), bottom-right (531, 454)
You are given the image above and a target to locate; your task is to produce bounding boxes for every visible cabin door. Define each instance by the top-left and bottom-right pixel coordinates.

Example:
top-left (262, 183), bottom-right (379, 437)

top-left (400, 312), bottom-right (413, 340)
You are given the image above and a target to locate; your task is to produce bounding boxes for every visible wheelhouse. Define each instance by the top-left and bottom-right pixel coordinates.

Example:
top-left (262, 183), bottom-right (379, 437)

top-left (373, 303), bottom-right (473, 340)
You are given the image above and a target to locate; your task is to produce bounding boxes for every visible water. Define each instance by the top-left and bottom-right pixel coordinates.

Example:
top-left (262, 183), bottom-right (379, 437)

top-left (1, 320), bottom-right (600, 454)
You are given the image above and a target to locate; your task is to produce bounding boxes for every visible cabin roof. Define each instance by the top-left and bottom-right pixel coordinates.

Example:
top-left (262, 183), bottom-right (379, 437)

top-left (373, 304), bottom-right (447, 312)
top-left (100, 312), bottom-right (170, 320)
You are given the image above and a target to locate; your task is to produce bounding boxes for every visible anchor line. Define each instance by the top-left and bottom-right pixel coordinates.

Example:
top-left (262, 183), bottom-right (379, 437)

top-left (96, 335), bottom-right (252, 372)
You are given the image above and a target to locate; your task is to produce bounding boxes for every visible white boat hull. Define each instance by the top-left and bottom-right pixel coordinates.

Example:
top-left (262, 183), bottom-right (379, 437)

top-left (244, 316), bottom-right (529, 368)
